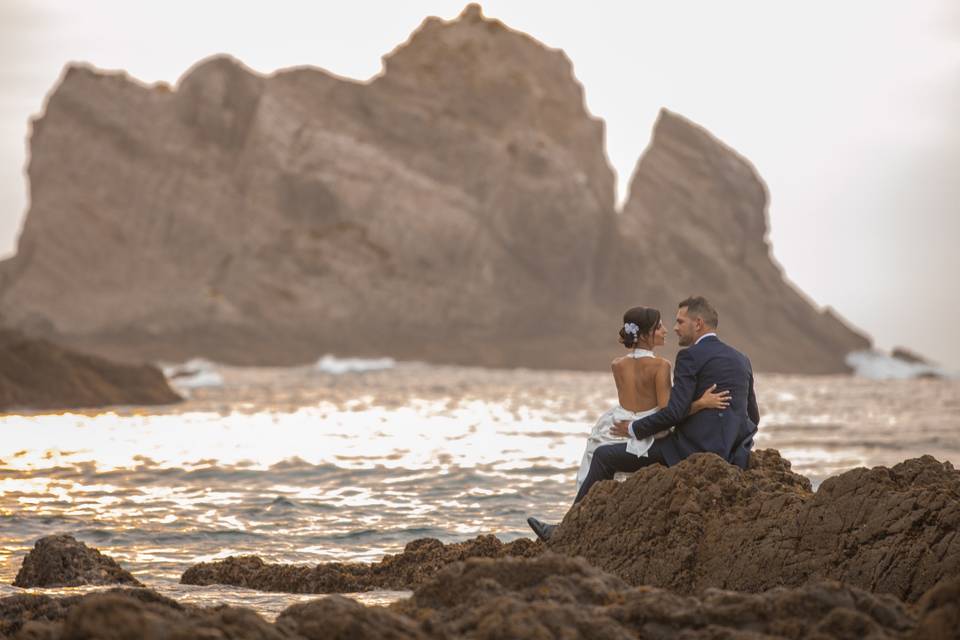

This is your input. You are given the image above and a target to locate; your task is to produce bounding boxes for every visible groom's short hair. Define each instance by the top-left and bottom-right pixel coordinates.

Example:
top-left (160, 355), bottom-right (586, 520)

top-left (679, 296), bottom-right (718, 328)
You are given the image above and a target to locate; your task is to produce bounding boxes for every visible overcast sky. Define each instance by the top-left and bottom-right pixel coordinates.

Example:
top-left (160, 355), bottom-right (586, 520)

top-left (2, 1), bottom-right (958, 368)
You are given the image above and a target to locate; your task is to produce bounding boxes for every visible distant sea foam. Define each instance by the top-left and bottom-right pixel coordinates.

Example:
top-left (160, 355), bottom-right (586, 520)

top-left (845, 350), bottom-right (954, 380)
top-left (315, 354), bottom-right (396, 374)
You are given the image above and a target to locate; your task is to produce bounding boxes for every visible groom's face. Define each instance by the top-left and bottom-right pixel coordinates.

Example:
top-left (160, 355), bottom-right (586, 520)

top-left (675, 307), bottom-right (700, 347)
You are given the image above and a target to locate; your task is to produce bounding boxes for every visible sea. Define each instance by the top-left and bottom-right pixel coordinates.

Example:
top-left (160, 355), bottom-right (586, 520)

top-left (1, 355), bottom-right (958, 618)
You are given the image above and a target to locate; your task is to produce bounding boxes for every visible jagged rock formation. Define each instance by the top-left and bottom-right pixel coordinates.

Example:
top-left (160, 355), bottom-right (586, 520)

top-left (4, 564), bottom-right (957, 639)
top-left (180, 534), bottom-right (541, 593)
top-left (0, 3), bottom-right (869, 372)
top-left (549, 450), bottom-right (960, 603)
top-left (12, 534), bottom-right (143, 588)
top-left (0, 330), bottom-right (181, 412)
top-left (597, 110), bottom-right (871, 371)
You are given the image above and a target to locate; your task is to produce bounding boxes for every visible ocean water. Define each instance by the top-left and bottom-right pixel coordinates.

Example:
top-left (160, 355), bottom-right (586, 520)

top-left (1, 359), bottom-right (958, 618)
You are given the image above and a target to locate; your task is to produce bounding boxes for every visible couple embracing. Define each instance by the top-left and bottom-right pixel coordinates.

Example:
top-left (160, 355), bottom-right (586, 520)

top-left (528, 296), bottom-right (760, 542)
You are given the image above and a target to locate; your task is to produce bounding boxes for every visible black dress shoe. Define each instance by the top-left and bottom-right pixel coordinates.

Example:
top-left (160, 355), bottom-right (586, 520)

top-left (526, 516), bottom-right (557, 542)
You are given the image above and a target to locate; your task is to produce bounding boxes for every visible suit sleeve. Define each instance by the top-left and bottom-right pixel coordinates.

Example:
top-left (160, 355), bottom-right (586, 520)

top-left (631, 348), bottom-right (698, 438)
top-left (747, 363), bottom-right (760, 427)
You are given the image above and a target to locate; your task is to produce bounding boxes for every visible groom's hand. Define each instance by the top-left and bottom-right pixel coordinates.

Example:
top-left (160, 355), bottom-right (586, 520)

top-left (611, 420), bottom-right (631, 437)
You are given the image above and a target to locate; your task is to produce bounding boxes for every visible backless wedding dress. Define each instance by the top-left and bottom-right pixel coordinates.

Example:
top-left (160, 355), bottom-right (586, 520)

top-left (575, 348), bottom-right (658, 493)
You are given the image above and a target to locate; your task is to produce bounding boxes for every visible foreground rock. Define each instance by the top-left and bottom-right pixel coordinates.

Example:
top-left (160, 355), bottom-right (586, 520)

top-left (13, 535), bottom-right (142, 588)
top-left (0, 4), bottom-right (868, 373)
top-left (395, 554), bottom-right (924, 640)
top-left (181, 534), bottom-right (540, 593)
top-left (5, 558), bottom-right (958, 639)
top-left (550, 449), bottom-right (960, 603)
top-left (0, 330), bottom-right (181, 412)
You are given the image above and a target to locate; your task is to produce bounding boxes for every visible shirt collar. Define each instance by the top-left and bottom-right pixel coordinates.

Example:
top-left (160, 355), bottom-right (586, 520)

top-left (695, 332), bottom-right (718, 345)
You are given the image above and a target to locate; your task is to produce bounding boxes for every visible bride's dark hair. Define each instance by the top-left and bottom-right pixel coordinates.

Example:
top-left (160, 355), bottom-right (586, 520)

top-left (619, 306), bottom-right (662, 348)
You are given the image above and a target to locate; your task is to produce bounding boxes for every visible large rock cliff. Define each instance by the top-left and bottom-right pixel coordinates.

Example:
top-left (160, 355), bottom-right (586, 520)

top-left (0, 4), bottom-right (869, 372)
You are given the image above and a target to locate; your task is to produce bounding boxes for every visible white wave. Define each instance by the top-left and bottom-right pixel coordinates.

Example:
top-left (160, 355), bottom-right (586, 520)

top-left (162, 358), bottom-right (225, 389)
top-left (315, 354), bottom-right (395, 375)
top-left (845, 350), bottom-right (952, 380)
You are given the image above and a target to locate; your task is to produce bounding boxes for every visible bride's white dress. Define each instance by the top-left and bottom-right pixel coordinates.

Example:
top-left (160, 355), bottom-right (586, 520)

top-left (575, 348), bottom-right (659, 493)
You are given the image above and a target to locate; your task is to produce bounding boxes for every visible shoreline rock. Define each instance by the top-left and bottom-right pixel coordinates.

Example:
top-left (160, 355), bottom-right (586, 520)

top-left (0, 329), bottom-right (181, 412)
top-left (180, 534), bottom-right (541, 593)
top-left (13, 535), bottom-right (143, 589)
top-left (549, 449), bottom-right (960, 603)
top-left (179, 450), bottom-right (959, 605)
top-left (3, 560), bottom-right (957, 639)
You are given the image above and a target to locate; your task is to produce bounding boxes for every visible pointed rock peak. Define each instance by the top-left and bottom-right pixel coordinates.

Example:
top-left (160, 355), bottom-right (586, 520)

top-left (652, 108), bottom-right (718, 148)
top-left (458, 3), bottom-right (486, 21)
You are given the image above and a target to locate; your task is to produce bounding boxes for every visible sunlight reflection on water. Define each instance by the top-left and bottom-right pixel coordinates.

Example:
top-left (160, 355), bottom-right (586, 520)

top-left (1, 361), bottom-right (958, 616)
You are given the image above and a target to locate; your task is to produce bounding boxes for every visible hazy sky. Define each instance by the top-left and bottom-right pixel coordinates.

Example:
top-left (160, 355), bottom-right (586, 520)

top-left (2, 1), bottom-right (958, 368)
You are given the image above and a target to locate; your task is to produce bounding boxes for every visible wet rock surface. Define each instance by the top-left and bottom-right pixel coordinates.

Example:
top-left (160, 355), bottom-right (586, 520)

top-left (0, 329), bottom-right (181, 412)
top-left (5, 560), bottom-right (958, 639)
top-left (180, 534), bottom-right (541, 593)
top-left (549, 449), bottom-right (960, 603)
top-left (0, 4), bottom-right (868, 374)
top-left (12, 535), bottom-right (143, 589)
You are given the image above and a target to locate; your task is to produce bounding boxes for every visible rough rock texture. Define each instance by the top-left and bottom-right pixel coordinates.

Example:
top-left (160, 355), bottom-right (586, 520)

top-left (0, 4), bottom-right (868, 373)
top-left (0, 589), bottom-right (284, 640)
top-left (549, 449), bottom-right (960, 603)
top-left (180, 534), bottom-right (541, 593)
top-left (395, 554), bottom-right (920, 640)
top-left (7, 567), bottom-right (958, 639)
top-left (0, 329), bottom-right (181, 412)
top-left (12, 535), bottom-right (143, 588)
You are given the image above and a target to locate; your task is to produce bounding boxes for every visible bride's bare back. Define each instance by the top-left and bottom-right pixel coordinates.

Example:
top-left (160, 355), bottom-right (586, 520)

top-left (611, 354), bottom-right (671, 413)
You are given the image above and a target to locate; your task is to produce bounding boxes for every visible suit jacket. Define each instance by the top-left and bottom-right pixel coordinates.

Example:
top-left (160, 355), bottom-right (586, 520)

top-left (631, 335), bottom-right (759, 469)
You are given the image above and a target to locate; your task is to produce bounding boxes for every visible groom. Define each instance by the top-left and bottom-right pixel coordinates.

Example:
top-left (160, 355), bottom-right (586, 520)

top-left (527, 296), bottom-right (759, 541)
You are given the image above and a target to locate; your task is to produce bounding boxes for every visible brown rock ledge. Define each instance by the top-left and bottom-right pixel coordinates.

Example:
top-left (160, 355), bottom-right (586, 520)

top-left (549, 449), bottom-right (960, 603)
top-left (0, 329), bottom-right (181, 412)
top-left (4, 558), bottom-right (959, 639)
top-left (180, 534), bottom-right (542, 593)
top-left (13, 534), bottom-right (143, 589)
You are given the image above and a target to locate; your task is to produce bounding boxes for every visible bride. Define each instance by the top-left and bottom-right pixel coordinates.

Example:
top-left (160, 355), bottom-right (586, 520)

top-left (574, 306), bottom-right (729, 493)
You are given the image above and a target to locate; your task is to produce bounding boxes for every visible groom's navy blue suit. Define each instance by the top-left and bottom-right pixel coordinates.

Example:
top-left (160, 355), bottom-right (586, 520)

top-left (574, 335), bottom-right (759, 503)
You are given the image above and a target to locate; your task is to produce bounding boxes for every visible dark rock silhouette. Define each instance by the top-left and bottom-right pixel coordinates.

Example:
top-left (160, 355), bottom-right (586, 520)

top-left (8, 561), bottom-right (954, 639)
top-left (0, 330), bottom-right (181, 412)
top-left (891, 347), bottom-right (933, 365)
top-left (13, 534), bottom-right (143, 588)
top-left (181, 534), bottom-right (541, 593)
top-left (549, 449), bottom-right (960, 603)
top-left (0, 4), bottom-right (868, 373)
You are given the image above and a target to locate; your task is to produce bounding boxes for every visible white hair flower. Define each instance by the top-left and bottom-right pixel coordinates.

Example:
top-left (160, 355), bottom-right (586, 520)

top-left (623, 322), bottom-right (639, 335)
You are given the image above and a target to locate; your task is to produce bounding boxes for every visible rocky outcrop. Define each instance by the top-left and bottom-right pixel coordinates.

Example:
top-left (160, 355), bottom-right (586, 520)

top-left (6, 563), bottom-right (957, 639)
top-left (598, 110), bottom-right (870, 372)
top-left (395, 554), bottom-right (921, 640)
top-left (0, 330), bottom-right (181, 412)
top-left (0, 4), bottom-right (869, 373)
top-left (549, 449), bottom-right (960, 603)
top-left (180, 534), bottom-right (540, 593)
top-left (12, 535), bottom-right (143, 588)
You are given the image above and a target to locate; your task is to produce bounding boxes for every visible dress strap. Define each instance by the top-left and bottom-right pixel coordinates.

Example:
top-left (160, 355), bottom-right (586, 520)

top-left (627, 348), bottom-right (655, 359)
